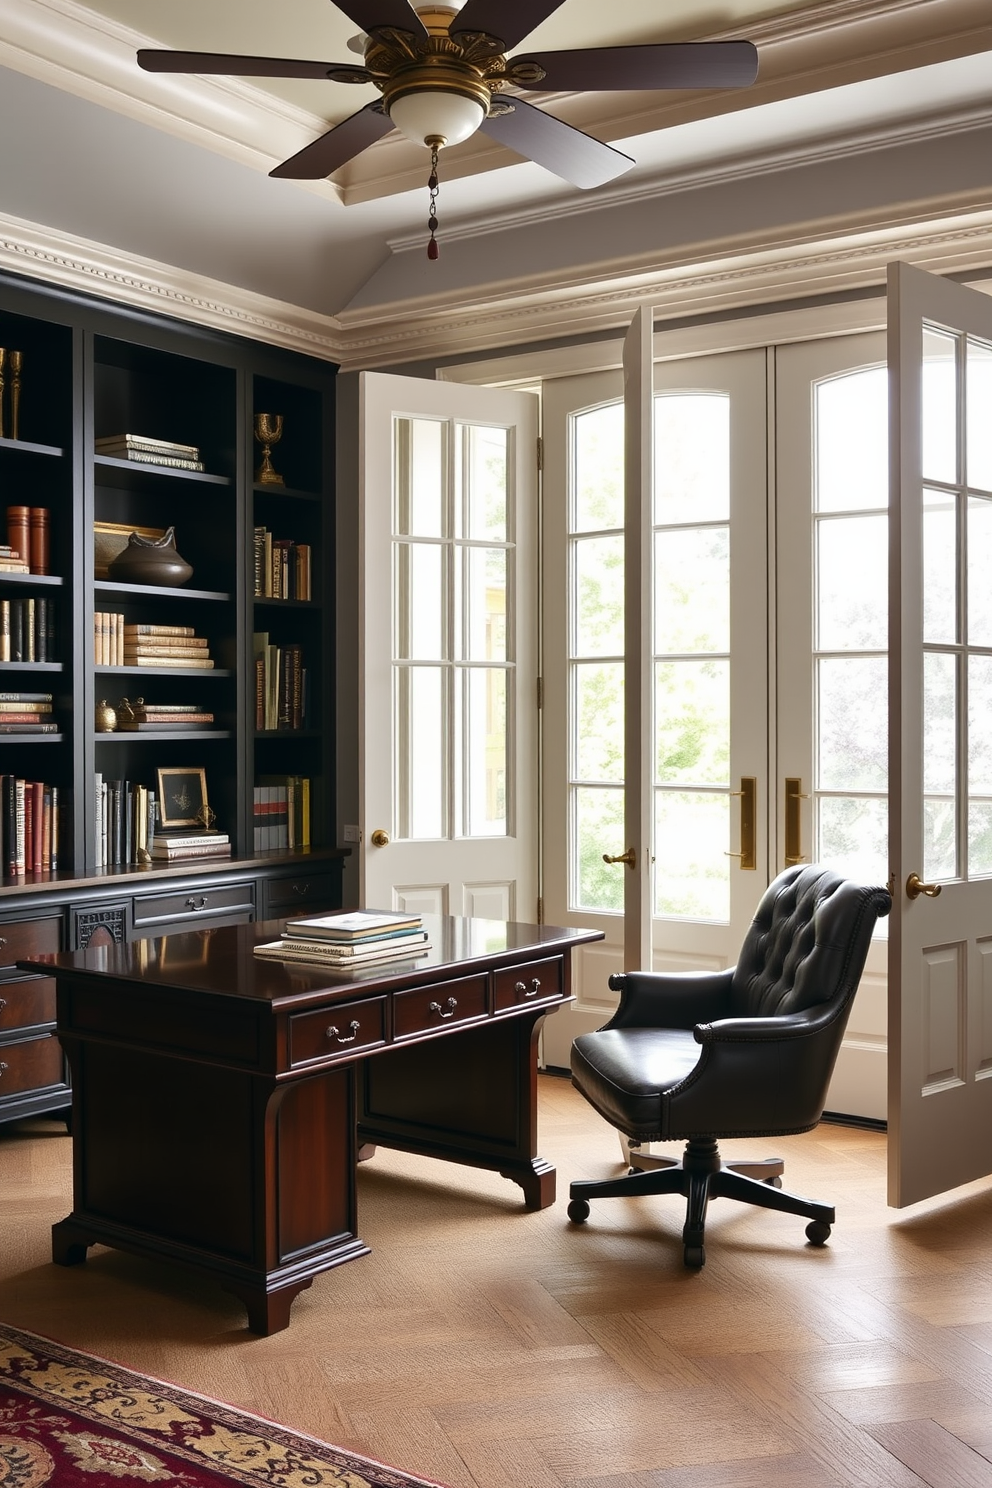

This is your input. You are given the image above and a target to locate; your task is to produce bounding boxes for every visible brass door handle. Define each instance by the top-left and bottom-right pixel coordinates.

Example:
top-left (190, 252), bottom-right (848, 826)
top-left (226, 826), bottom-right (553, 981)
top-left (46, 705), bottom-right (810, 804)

top-left (784, 778), bottom-right (809, 867)
top-left (906, 872), bottom-right (942, 900)
top-left (602, 848), bottom-right (636, 869)
top-left (370, 829), bottom-right (390, 847)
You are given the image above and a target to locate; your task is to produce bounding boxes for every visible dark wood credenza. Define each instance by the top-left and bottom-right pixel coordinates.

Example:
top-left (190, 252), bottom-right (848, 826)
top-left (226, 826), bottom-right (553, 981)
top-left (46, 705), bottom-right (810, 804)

top-left (20, 914), bottom-right (601, 1335)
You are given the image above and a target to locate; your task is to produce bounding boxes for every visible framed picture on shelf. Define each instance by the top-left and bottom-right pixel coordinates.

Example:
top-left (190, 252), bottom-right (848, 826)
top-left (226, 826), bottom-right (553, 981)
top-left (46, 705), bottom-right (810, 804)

top-left (157, 767), bottom-right (208, 829)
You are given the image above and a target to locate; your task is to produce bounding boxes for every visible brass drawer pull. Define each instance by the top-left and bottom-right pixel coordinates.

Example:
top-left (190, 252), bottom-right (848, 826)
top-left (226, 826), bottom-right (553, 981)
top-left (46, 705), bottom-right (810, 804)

top-left (0, 1062), bottom-right (7, 1078)
top-left (429, 997), bottom-right (458, 1020)
top-left (326, 1020), bottom-right (361, 1045)
top-left (515, 978), bottom-right (541, 998)
top-left (185, 896), bottom-right (208, 911)
top-left (0, 936), bottom-right (7, 949)
top-left (0, 998), bottom-right (6, 1012)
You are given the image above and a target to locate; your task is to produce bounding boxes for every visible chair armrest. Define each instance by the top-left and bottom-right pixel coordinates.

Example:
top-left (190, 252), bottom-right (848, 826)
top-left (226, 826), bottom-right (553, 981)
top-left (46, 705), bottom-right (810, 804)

top-left (606, 969), bottom-right (735, 1031)
top-left (693, 1005), bottom-right (831, 1044)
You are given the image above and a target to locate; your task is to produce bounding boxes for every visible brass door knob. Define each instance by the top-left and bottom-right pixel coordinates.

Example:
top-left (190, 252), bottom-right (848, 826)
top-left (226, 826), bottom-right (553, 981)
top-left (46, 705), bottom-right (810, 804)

top-left (906, 872), bottom-right (942, 900)
top-left (602, 847), bottom-right (636, 869)
top-left (370, 829), bottom-right (390, 847)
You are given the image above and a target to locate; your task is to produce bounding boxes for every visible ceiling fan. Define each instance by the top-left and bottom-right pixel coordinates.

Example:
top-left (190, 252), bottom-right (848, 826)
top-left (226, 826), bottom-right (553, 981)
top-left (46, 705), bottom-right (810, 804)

top-left (138, 0), bottom-right (759, 257)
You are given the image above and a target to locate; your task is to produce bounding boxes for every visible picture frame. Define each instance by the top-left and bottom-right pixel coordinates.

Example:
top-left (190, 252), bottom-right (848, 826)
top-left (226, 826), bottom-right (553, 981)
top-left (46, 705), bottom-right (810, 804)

top-left (94, 520), bottom-right (166, 579)
top-left (156, 767), bottom-right (208, 829)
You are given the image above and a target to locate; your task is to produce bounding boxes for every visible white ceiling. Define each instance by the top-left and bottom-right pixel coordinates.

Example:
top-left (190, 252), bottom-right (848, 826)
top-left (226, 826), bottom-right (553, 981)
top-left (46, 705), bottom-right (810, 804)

top-left (0, 0), bottom-right (989, 344)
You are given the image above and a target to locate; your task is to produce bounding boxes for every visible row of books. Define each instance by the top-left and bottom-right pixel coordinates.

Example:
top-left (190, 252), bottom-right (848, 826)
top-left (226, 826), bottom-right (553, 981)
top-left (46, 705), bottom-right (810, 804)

top-left (95, 618), bottom-right (215, 669)
top-left (254, 910), bottom-right (430, 969)
top-left (96, 433), bottom-right (205, 473)
top-left (94, 778), bottom-right (157, 868)
top-left (253, 528), bottom-right (312, 601)
top-left (0, 691), bottom-right (57, 735)
top-left (0, 600), bottom-right (57, 664)
top-left (116, 701), bottom-right (216, 732)
top-left (252, 776), bottom-right (311, 851)
top-left (1, 775), bottom-right (61, 876)
top-left (5, 506), bottom-right (49, 575)
top-left (252, 634), bottom-right (308, 731)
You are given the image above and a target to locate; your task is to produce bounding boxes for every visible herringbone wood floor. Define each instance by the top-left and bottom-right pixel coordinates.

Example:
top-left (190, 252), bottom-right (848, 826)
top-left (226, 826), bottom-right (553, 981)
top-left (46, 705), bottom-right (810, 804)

top-left (3, 1074), bottom-right (992, 1487)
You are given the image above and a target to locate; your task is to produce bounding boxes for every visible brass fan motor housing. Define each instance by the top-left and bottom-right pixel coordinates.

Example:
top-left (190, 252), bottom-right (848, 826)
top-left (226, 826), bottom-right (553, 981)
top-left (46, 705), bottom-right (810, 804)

top-left (363, 6), bottom-right (512, 125)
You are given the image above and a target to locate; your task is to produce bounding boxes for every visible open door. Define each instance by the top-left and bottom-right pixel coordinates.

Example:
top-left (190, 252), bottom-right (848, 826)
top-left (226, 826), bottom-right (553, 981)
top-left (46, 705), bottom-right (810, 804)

top-left (354, 372), bottom-right (540, 921)
top-left (888, 261), bottom-right (992, 1205)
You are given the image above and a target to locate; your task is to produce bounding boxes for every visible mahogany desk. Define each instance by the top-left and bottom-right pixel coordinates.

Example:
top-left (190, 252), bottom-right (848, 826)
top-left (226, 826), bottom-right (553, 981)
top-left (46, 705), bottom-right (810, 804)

top-left (21, 914), bottom-right (602, 1335)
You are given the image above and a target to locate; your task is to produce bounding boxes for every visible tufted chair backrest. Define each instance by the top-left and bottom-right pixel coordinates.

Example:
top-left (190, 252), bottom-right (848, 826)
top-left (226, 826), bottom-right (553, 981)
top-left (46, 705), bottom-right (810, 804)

top-left (729, 864), bottom-right (890, 1019)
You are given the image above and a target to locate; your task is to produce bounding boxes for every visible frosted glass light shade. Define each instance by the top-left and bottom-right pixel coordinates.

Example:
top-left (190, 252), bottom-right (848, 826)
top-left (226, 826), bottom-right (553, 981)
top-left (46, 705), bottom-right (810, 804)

top-left (388, 90), bottom-right (485, 147)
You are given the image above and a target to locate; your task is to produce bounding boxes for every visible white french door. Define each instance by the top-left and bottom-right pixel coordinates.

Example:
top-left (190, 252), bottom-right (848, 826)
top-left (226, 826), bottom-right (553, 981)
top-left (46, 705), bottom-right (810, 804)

top-left (541, 334), bottom-right (770, 1066)
top-left (888, 262), bottom-right (992, 1205)
top-left (357, 372), bottom-right (539, 920)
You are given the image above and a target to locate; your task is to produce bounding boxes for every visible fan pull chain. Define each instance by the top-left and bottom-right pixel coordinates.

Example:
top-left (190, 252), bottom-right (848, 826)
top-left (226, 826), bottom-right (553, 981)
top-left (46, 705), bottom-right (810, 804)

top-left (426, 138), bottom-right (441, 261)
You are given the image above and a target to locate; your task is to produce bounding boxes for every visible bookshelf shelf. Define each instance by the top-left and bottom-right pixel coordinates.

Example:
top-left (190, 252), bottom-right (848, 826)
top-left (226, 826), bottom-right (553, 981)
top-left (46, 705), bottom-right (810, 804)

top-left (95, 665), bottom-right (235, 678)
top-left (94, 454), bottom-right (233, 487)
top-left (0, 573), bottom-right (65, 589)
top-left (0, 661), bottom-right (63, 673)
top-left (94, 581), bottom-right (232, 602)
top-left (94, 730), bottom-right (234, 743)
top-left (0, 435), bottom-right (64, 459)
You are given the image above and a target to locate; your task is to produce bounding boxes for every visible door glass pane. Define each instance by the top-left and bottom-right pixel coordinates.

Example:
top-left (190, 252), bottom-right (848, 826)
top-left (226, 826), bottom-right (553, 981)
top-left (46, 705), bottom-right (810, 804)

top-left (815, 367), bottom-right (887, 512)
top-left (654, 528), bottom-right (729, 653)
top-left (656, 660), bottom-right (729, 786)
top-left (818, 797), bottom-right (888, 884)
top-left (396, 666), bottom-right (445, 838)
top-left (817, 514), bottom-right (887, 649)
top-left (654, 394), bottom-right (729, 523)
top-left (575, 662), bottom-right (624, 782)
top-left (574, 402), bottom-right (623, 532)
top-left (463, 547), bottom-right (506, 662)
top-left (395, 417), bottom-right (444, 537)
top-left (654, 791), bottom-right (729, 920)
top-left (922, 327), bottom-right (958, 486)
top-left (574, 786), bottom-right (624, 911)
top-left (923, 650), bottom-right (957, 879)
top-left (817, 657), bottom-right (887, 791)
top-left (458, 423), bottom-right (507, 542)
top-left (967, 338), bottom-right (992, 492)
top-left (396, 542), bottom-right (444, 660)
top-left (575, 534), bottom-right (623, 656)
top-left (967, 496), bottom-right (992, 647)
top-left (464, 667), bottom-right (506, 836)
top-left (923, 487), bottom-right (957, 645)
top-left (969, 654), bottom-right (992, 876)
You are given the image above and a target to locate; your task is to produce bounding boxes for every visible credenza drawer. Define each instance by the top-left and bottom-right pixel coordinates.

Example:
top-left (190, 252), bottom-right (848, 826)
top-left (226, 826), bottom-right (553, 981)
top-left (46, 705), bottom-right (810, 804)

top-left (0, 977), bottom-right (56, 1033)
top-left (0, 1033), bottom-right (65, 1096)
top-left (134, 883), bottom-right (255, 928)
top-left (493, 957), bottom-right (563, 1011)
top-left (289, 997), bottom-right (387, 1065)
top-left (0, 915), bottom-right (62, 973)
top-left (266, 873), bottom-right (340, 915)
top-left (393, 974), bottom-right (488, 1041)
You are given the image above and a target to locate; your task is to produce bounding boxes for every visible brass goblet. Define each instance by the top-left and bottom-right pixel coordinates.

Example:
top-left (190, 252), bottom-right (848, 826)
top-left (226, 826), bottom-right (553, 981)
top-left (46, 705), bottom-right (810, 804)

top-left (254, 412), bottom-right (284, 486)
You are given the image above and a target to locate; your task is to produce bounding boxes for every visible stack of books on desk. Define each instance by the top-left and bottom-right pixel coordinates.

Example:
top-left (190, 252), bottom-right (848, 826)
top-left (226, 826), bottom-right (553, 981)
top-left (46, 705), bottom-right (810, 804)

top-left (254, 910), bottom-right (429, 968)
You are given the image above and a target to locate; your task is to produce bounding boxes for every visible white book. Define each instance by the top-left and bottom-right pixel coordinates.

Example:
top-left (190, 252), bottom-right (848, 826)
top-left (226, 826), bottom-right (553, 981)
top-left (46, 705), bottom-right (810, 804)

top-left (254, 939), bottom-right (431, 967)
top-left (283, 909), bottom-right (423, 942)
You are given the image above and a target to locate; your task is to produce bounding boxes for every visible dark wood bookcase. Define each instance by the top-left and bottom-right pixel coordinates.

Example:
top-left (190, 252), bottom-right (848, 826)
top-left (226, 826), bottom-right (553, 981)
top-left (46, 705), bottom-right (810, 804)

top-left (0, 269), bottom-right (345, 1127)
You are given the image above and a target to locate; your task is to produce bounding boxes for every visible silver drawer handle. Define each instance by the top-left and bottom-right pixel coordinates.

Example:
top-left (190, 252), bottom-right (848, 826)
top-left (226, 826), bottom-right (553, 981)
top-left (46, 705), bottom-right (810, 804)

top-left (0, 937), bottom-right (7, 949)
top-left (185, 896), bottom-right (208, 911)
top-left (326, 1020), bottom-right (361, 1045)
top-left (429, 997), bottom-right (458, 1020)
top-left (515, 978), bottom-right (542, 999)
top-left (292, 884), bottom-right (309, 896)
top-left (0, 1062), bottom-right (7, 1078)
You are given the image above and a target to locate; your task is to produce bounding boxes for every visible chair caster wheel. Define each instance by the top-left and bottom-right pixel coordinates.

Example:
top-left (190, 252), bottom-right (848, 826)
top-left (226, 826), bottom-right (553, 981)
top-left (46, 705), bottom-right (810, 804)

top-left (805, 1219), bottom-right (831, 1246)
top-left (764, 1175), bottom-right (783, 1188)
top-left (683, 1244), bottom-right (705, 1269)
top-left (567, 1198), bottom-right (590, 1223)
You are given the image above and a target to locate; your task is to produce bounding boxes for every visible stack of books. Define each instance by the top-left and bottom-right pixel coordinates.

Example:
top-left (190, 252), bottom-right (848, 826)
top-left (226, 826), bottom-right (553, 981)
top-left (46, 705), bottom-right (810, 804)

top-left (116, 701), bottom-right (216, 732)
top-left (149, 830), bottom-right (232, 862)
top-left (0, 543), bottom-right (28, 574)
top-left (254, 910), bottom-right (429, 968)
top-left (96, 433), bottom-right (205, 473)
top-left (94, 777), bottom-right (157, 868)
top-left (94, 622), bottom-right (214, 669)
top-left (0, 692), bottom-right (57, 734)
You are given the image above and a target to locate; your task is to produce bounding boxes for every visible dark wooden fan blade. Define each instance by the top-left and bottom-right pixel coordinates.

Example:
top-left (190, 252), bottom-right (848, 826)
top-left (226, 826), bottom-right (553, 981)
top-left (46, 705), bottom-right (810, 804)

top-left (450, 0), bottom-right (566, 51)
top-left (137, 50), bottom-right (371, 82)
top-left (270, 103), bottom-right (393, 178)
top-left (509, 41), bottom-right (759, 92)
top-left (480, 98), bottom-right (634, 189)
top-left (331, 0), bottom-right (427, 38)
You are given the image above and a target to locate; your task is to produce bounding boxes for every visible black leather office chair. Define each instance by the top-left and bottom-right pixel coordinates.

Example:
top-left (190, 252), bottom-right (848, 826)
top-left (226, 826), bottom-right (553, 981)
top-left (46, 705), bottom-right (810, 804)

top-left (567, 865), bottom-right (891, 1267)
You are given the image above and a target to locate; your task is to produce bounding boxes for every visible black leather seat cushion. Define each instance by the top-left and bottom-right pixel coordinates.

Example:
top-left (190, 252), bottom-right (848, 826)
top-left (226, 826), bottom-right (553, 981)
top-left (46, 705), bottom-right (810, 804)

top-left (571, 1026), bottom-right (699, 1138)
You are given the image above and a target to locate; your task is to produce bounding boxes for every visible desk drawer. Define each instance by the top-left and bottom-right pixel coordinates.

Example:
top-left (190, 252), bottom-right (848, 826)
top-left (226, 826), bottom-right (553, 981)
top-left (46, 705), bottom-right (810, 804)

top-left (493, 957), bottom-right (563, 1011)
top-left (0, 977), bottom-right (56, 1033)
top-left (289, 996), bottom-right (387, 1065)
top-left (393, 974), bottom-right (488, 1041)
top-left (0, 916), bottom-right (61, 973)
top-left (134, 883), bottom-right (255, 928)
top-left (0, 1033), bottom-right (65, 1096)
top-left (265, 873), bottom-right (339, 916)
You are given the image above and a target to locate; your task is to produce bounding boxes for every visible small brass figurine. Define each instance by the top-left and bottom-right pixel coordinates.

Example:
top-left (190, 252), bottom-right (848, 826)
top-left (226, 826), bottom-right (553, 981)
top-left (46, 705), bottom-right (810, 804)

top-left (9, 350), bottom-right (22, 440)
top-left (254, 412), bottom-right (284, 485)
top-left (95, 699), bottom-right (117, 732)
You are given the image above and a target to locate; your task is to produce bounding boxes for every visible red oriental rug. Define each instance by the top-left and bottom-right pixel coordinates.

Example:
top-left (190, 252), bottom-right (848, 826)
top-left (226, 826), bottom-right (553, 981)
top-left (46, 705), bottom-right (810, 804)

top-left (0, 1323), bottom-right (452, 1488)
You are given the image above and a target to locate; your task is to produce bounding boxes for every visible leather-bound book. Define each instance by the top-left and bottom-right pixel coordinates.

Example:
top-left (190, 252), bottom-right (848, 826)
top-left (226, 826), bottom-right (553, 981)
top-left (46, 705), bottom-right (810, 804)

top-left (29, 507), bottom-right (50, 574)
top-left (7, 505), bottom-right (29, 568)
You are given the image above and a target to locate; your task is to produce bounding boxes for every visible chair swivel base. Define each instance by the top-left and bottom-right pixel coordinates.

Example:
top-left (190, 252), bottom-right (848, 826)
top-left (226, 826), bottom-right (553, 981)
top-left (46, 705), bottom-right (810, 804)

top-left (567, 1136), bottom-right (834, 1268)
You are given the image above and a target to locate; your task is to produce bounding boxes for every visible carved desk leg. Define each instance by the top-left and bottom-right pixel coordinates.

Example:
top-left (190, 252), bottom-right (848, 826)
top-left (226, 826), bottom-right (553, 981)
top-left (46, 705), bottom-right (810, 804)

top-left (52, 1217), bottom-right (93, 1267)
top-left (499, 1155), bottom-right (556, 1210)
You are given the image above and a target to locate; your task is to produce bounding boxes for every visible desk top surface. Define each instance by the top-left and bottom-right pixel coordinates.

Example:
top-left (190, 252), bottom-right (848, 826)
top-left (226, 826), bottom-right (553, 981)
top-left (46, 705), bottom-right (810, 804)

top-left (20, 914), bottom-right (604, 1010)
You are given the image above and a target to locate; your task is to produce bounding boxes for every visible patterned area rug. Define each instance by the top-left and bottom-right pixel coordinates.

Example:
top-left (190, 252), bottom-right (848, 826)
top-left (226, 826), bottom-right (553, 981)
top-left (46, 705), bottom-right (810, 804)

top-left (0, 1323), bottom-right (451, 1488)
